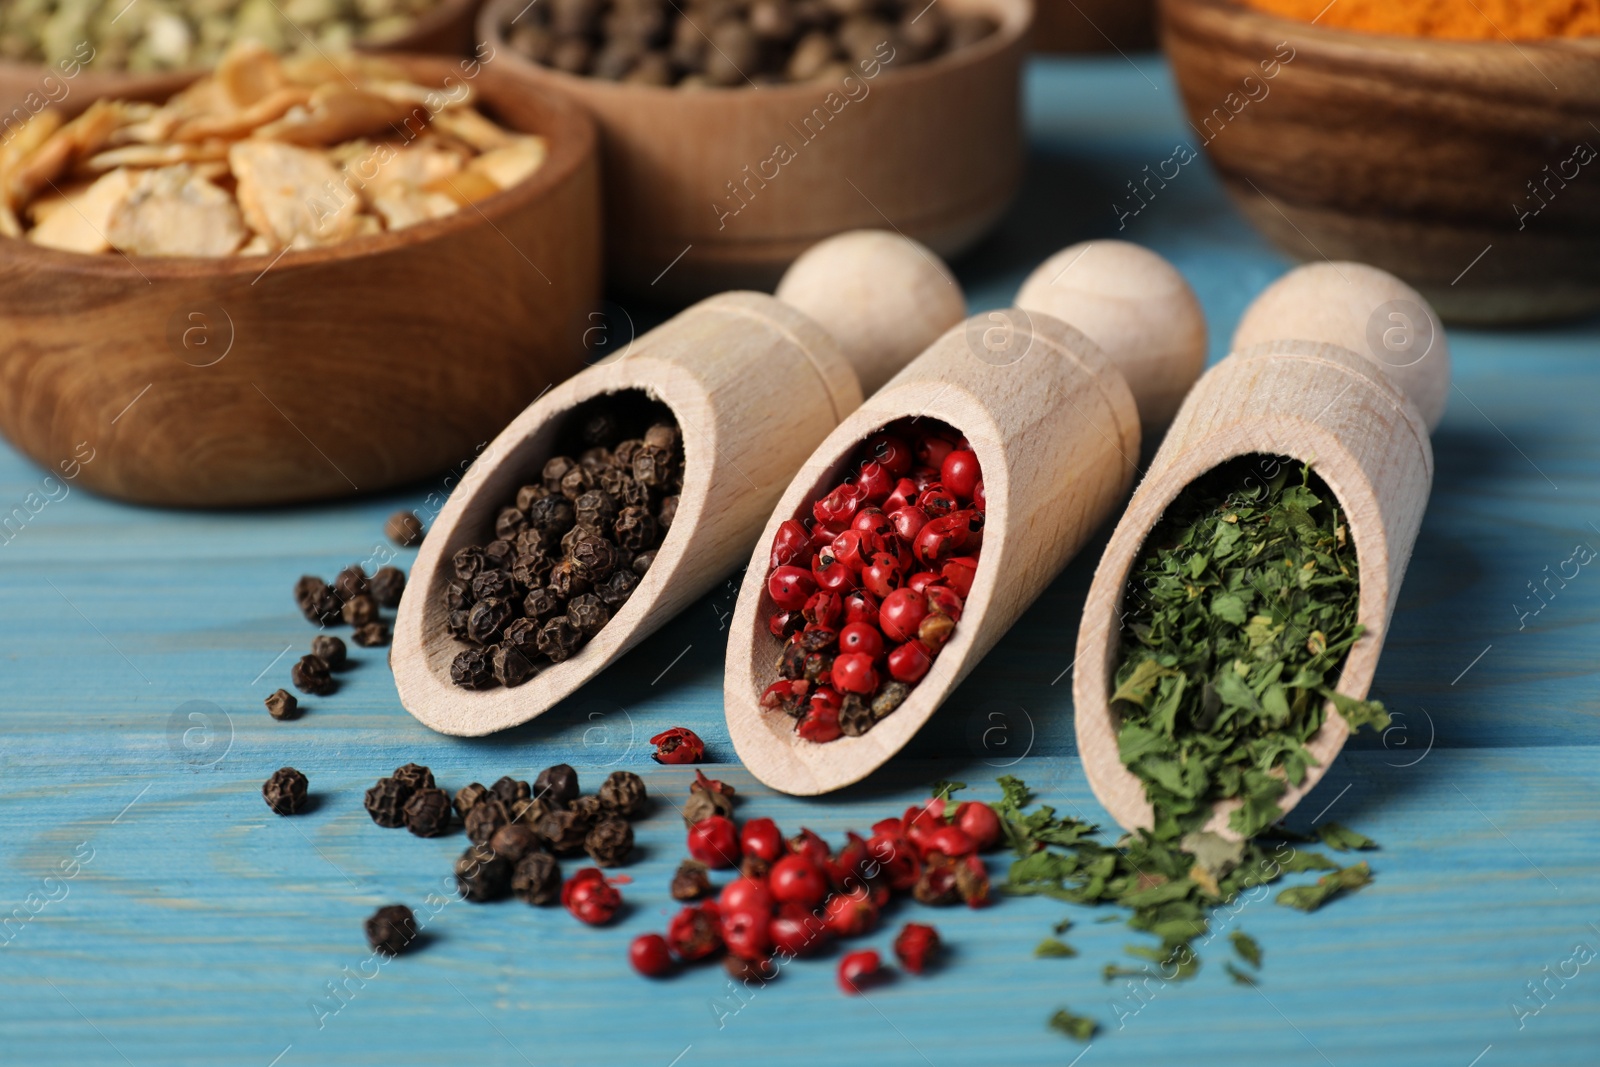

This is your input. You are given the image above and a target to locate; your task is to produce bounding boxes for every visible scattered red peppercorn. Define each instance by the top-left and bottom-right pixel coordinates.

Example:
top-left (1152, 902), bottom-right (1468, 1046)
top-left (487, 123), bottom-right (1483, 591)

top-left (687, 814), bottom-right (741, 868)
top-left (667, 901), bottom-right (723, 961)
top-left (838, 949), bottom-right (884, 994)
top-left (768, 853), bottom-right (829, 910)
top-left (740, 817), bottom-right (783, 863)
top-left (720, 876), bottom-right (775, 917)
top-left (926, 824), bottom-right (977, 857)
top-left (562, 868), bottom-right (621, 925)
top-left (769, 903), bottom-right (829, 957)
top-left (955, 801), bottom-right (1002, 851)
top-left (822, 889), bottom-right (879, 938)
top-left (630, 933), bottom-right (674, 977)
top-left (721, 906), bottom-right (774, 961)
top-left (650, 727), bottom-right (705, 764)
top-left (893, 923), bottom-right (941, 974)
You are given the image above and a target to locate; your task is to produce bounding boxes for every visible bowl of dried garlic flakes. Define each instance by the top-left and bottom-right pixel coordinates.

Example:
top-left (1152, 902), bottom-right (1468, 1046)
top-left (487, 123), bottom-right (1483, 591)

top-left (0, 43), bottom-right (601, 507)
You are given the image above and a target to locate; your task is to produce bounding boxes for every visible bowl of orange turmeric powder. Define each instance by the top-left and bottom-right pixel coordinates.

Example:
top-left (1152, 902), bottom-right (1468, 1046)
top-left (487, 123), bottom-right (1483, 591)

top-left (1159, 0), bottom-right (1600, 323)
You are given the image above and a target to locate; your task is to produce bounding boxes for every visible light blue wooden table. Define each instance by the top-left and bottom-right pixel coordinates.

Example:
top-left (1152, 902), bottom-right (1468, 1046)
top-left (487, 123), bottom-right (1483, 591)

top-left (3, 56), bottom-right (1598, 1067)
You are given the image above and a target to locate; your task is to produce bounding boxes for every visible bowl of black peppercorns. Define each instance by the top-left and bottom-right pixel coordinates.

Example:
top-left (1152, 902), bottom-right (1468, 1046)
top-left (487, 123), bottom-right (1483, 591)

top-left (479, 0), bottom-right (1030, 302)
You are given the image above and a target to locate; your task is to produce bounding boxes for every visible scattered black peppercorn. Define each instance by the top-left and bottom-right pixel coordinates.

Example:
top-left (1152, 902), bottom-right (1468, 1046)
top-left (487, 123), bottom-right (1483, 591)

top-left (450, 648), bottom-right (496, 690)
top-left (365, 777), bottom-right (412, 828)
top-left (455, 843), bottom-right (512, 903)
top-left (404, 788), bottom-right (453, 837)
top-left (365, 904), bottom-right (418, 955)
top-left (334, 565), bottom-right (369, 602)
top-left (536, 809), bottom-right (589, 855)
top-left (585, 817), bottom-right (634, 866)
top-left (351, 620), bottom-right (390, 647)
top-left (368, 566), bottom-right (404, 608)
top-left (386, 510), bottom-right (424, 547)
top-left (265, 688), bottom-right (300, 721)
top-left (511, 852), bottom-right (562, 905)
top-left (489, 822), bottom-right (541, 863)
top-left (491, 776), bottom-right (532, 808)
top-left (263, 767), bottom-right (309, 815)
top-left (464, 798), bottom-right (511, 845)
top-left (454, 782), bottom-right (489, 818)
top-left (311, 634), bottom-right (346, 669)
top-left (670, 859), bottom-right (712, 901)
top-left (598, 770), bottom-right (648, 819)
top-left (291, 654), bottom-right (334, 696)
top-left (295, 575), bottom-right (342, 625)
top-left (568, 794), bottom-right (604, 827)
top-left (535, 764), bottom-right (580, 807)
top-left (391, 763), bottom-right (434, 791)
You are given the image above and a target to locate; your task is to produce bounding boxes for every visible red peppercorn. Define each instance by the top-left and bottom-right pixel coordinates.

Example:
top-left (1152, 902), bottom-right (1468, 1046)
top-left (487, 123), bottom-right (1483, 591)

top-left (854, 460), bottom-right (893, 503)
top-left (809, 520), bottom-right (846, 550)
top-left (770, 519), bottom-right (810, 569)
top-left (720, 876), bottom-right (775, 917)
top-left (787, 827), bottom-right (832, 865)
top-left (867, 831), bottom-right (921, 891)
top-left (823, 889), bottom-right (879, 938)
top-left (830, 529), bottom-right (875, 570)
top-left (852, 508), bottom-right (894, 541)
top-left (914, 512), bottom-right (976, 565)
top-left (906, 569), bottom-right (940, 594)
top-left (562, 868), bottom-right (621, 925)
top-left (955, 801), bottom-right (1002, 851)
top-left (687, 815), bottom-right (741, 868)
top-left (740, 817), bottom-right (784, 863)
top-left (842, 590), bottom-right (879, 627)
top-left (811, 549), bottom-right (854, 593)
top-left (768, 610), bottom-right (795, 637)
top-left (888, 504), bottom-right (928, 542)
top-left (958, 853), bottom-right (992, 907)
top-left (972, 481), bottom-right (986, 512)
top-left (926, 824), bottom-right (976, 857)
top-left (721, 905), bottom-right (773, 961)
top-left (865, 432), bottom-right (913, 477)
top-left (838, 949), bottom-right (883, 994)
top-left (940, 449), bottom-right (981, 500)
top-left (941, 557), bottom-right (978, 598)
top-left (630, 932), bottom-right (674, 977)
top-left (918, 482), bottom-right (958, 518)
top-left (838, 621), bottom-right (885, 660)
top-left (893, 923), bottom-right (941, 975)
top-left (902, 798), bottom-right (946, 852)
top-left (813, 483), bottom-right (863, 525)
top-left (879, 588), bottom-right (928, 643)
top-left (924, 584), bottom-right (964, 621)
top-left (650, 727), bottom-right (705, 764)
top-left (887, 641), bottom-right (933, 683)
top-left (796, 698), bottom-right (842, 743)
top-left (667, 901), bottom-right (724, 961)
top-left (769, 853), bottom-right (829, 909)
top-left (768, 565), bottom-right (816, 610)
top-left (915, 433), bottom-right (955, 470)
top-left (769, 903), bottom-right (829, 957)
top-left (801, 590), bottom-right (841, 629)
top-left (884, 477), bottom-right (920, 512)
top-left (855, 553), bottom-right (896, 598)
top-left (830, 652), bottom-right (879, 695)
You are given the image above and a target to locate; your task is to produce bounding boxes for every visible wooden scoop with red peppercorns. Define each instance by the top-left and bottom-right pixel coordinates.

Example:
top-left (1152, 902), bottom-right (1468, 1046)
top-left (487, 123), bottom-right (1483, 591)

top-left (393, 231), bottom-right (966, 736)
top-left (725, 240), bottom-right (1210, 795)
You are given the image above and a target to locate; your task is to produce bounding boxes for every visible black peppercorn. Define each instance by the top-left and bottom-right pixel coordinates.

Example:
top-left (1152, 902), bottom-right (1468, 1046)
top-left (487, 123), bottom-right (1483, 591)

top-left (501, 617), bottom-right (540, 659)
top-left (295, 575), bottom-right (343, 625)
top-left (484, 539), bottom-right (517, 571)
top-left (613, 439), bottom-right (643, 468)
top-left (454, 782), bottom-right (489, 818)
top-left (291, 654), bottom-right (334, 695)
top-left (352, 621), bottom-right (390, 647)
top-left (471, 569), bottom-right (517, 602)
top-left (658, 494), bottom-right (679, 531)
top-left (263, 767), bottom-right (309, 815)
top-left (527, 494), bottom-right (576, 537)
top-left (536, 616), bottom-right (584, 662)
top-left (580, 411), bottom-right (618, 447)
top-left (365, 904), bottom-right (417, 955)
top-left (598, 771), bottom-right (649, 819)
top-left (574, 489), bottom-right (619, 533)
top-left (670, 859), bottom-right (712, 901)
top-left (385, 509), bottom-right (424, 547)
top-left (453, 546), bottom-right (488, 582)
top-left (516, 484), bottom-right (549, 511)
top-left (265, 688), bottom-right (300, 721)
top-left (510, 553), bottom-right (551, 593)
top-left (446, 610), bottom-right (472, 642)
top-left (547, 560), bottom-right (590, 601)
top-left (467, 598), bottom-right (514, 644)
top-left (492, 645), bottom-right (538, 688)
top-left (566, 594), bottom-right (611, 638)
top-left (490, 776), bottom-right (532, 807)
top-left (682, 788), bottom-right (730, 827)
top-left (612, 506), bottom-right (657, 552)
top-left (568, 794), bottom-right (604, 828)
top-left (445, 579), bottom-right (474, 611)
top-left (536, 809), bottom-right (589, 855)
top-left (632, 443), bottom-right (676, 488)
top-left (584, 817), bottom-right (634, 867)
top-left (310, 634), bottom-right (346, 669)
top-left (455, 843), bottom-right (511, 903)
top-left (542, 455), bottom-right (579, 492)
top-left (596, 568), bottom-right (641, 608)
top-left (559, 464), bottom-right (597, 501)
top-left (643, 423), bottom-right (678, 451)
top-left (404, 788), bottom-right (453, 837)
top-left (464, 798), bottom-right (510, 844)
top-left (365, 777), bottom-right (411, 827)
top-left (342, 593), bottom-right (379, 627)
top-left (490, 822), bottom-right (541, 863)
top-left (631, 550), bottom-right (656, 576)
top-left (534, 763), bottom-right (581, 806)
top-left (334, 565), bottom-right (369, 601)
top-left (571, 536), bottom-right (618, 583)
top-left (511, 852), bottom-right (562, 905)
top-left (522, 587), bottom-right (563, 623)
top-left (495, 506), bottom-right (529, 541)
top-left (450, 647), bottom-right (497, 689)
top-left (393, 763), bottom-right (435, 791)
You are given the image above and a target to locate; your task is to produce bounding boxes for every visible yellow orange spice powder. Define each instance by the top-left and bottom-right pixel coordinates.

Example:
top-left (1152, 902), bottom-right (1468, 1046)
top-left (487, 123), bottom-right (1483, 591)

top-left (1239, 0), bottom-right (1600, 40)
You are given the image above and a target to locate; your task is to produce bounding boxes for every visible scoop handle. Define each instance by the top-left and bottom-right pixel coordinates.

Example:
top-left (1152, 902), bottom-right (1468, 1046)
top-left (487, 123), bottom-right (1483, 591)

top-left (774, 230), bottom-right (967, 397)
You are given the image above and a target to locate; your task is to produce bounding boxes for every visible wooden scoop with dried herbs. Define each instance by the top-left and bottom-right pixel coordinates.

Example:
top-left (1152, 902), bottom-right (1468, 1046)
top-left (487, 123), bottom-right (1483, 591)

top-left (0, 42), bottom-right (547, 255)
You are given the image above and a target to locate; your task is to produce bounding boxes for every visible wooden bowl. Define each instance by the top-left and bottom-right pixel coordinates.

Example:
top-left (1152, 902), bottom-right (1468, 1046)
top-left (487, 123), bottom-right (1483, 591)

top-left (478, 0), bottom-right (1029, 302)
top-left (1034, 0), bottom-right (1155, 53)
top-left (0, 0), bottom-right (483, 118)
top-left (0, 54), bottom-right (601, 507)
top-left (1160, 0), bottom-right (1600, 323)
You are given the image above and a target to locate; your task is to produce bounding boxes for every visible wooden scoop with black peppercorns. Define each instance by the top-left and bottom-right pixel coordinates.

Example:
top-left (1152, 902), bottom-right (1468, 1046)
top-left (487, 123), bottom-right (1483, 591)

top-left (725, 240), bottom-right (1210, 795)
top-left (393, 230), bottom-right (966, 735)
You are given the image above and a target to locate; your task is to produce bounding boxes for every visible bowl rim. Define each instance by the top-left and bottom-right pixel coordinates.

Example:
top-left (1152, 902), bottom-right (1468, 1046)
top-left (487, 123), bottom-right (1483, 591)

top-left (1166, 0), bottom-right (1600, 54)
top-left (478, 0), bottom-right (1032, 100)
top-left (0, 0), bottom-right (482, 85)
top-left (0, 51), bottom-right (597, 281)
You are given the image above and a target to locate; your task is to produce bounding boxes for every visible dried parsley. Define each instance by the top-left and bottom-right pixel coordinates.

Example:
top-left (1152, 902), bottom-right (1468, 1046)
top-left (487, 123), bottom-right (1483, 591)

top-left (1111, 456), bottom-right (1390, 841)
top-left (1048, 1009), bottom-right (1098, 1041)
top-left (1275, 861), bottom-right (1373, 912)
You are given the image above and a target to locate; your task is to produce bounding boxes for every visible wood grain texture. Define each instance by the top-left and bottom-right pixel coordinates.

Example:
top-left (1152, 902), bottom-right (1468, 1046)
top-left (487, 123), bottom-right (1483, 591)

top-left (392, 232), bottom-right (964, 736)
top-left (478, 0), bottom-right (1029, 301)
top-left (1075, 263), bottom-right (1446, 836)
top-left (0, 54), bottom-right (602, 508)
top-left (1160, 0), bottom-right (1600, 324)
top-left (0, 0), bottom-right (484, 117)
top-left (728, 240), bottom-right (1207, 795)
top-left (1, 56), bottom-right (1598, 1067)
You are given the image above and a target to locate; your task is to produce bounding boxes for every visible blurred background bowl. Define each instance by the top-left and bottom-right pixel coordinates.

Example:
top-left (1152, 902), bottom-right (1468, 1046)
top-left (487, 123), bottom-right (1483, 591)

top-left (1033, 0), bottom-right (1155, 53)
top-left (480, 0), bottom-right (1030, 303)
top-left (0, 53), bottom-right (601, 507)
top-left (1161, 0), bottom-right (1600, 324)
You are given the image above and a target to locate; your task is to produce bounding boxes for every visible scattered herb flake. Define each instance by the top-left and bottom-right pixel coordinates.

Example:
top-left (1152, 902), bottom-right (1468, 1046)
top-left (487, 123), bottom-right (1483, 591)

top-left (1275, 861), bottom-right (1374, 912)
top-left (1225, 962), bottom-right (1258, 986)
top-left (1049, 1009), bottom-right (1099, 1041)
top-left (1316, 821), bottom-right (1377, 852)
top-left (1230, 929), bottom-right (1262, 969)
top-left (1035, 937), bottom-right (1078, 958)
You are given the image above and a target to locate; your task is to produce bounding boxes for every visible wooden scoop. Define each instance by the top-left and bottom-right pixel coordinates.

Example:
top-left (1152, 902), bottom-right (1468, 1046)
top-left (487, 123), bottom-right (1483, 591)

top-left (1074, 261), bottom-right (1451, 837)
top-left (725, 240), bottom-right (1208, 795)
top-left (393, 231), bottom-right (966, 736)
